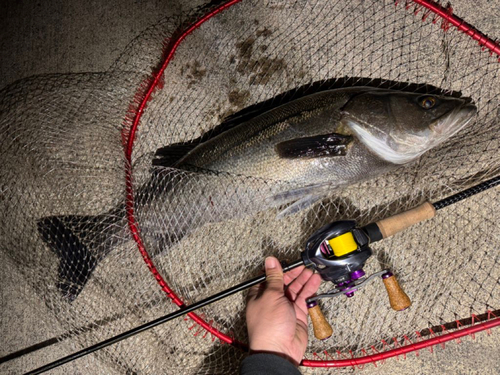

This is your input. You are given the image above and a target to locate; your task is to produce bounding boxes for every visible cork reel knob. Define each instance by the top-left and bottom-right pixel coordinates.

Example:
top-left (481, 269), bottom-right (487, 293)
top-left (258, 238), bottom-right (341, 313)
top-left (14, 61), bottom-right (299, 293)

top-left (307, 301), bottom-right (333, 340)
top-left (382, 272), bottom-right (411, 311)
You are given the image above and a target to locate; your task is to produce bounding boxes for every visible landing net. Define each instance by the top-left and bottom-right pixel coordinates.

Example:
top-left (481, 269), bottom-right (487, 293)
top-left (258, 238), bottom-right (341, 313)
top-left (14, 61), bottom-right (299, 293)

top-left (1, 1), bottom-right (499, 374)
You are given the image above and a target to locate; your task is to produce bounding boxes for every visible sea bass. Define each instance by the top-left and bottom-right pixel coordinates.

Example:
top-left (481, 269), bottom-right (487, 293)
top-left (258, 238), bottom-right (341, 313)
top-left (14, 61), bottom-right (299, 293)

top-left (38, 87), bottom-right (476, 300)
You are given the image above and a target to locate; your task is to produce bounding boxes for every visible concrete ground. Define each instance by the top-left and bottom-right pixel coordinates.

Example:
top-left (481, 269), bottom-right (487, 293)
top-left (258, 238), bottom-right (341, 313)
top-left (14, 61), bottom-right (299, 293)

top-left (1, 1), bottom-right (499, 374)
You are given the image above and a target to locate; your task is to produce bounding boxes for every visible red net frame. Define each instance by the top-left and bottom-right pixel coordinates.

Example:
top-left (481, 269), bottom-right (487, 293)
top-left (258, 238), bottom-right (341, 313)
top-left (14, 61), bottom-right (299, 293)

top-left (122, 0), bottom-right (500, 367)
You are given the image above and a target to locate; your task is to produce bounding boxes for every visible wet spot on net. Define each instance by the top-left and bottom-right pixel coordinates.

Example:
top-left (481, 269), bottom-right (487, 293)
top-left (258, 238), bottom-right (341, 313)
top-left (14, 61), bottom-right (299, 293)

top-left (256, 27), bottom-right (273, 38)
top-left (249, 57), bottom-right (286, 85)
top-left (183, 61), bottom-right (207, 89)
top-left (236, 37), bottom-right (255, 60)
top-left (228, 89), bottom-right (250, 108)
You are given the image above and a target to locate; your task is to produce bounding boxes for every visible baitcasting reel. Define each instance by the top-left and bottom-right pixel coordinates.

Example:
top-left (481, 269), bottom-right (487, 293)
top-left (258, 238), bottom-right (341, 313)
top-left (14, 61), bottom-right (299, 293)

top-left (302, 220), bottom-right (412, 340)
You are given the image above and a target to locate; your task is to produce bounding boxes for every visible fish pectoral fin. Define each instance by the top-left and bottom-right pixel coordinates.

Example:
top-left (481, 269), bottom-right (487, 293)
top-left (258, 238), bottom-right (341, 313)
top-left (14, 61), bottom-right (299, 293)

top-left (275, 133), bottom-right (352, 159)
top-left (271, 183), bottom-right (332, 217)
top-left (276, 194), bottom-right (322, 219)
top-left (271, 183), bottom-right (331, 205)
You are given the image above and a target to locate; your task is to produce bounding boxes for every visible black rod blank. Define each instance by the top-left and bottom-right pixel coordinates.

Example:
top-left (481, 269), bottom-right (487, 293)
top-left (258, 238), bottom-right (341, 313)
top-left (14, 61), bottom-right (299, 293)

top-left (433, 175), bottom-right (500, 210)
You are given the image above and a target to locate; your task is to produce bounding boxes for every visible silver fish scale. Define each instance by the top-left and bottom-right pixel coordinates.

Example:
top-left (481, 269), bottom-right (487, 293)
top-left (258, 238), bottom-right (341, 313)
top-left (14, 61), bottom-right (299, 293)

top-left (178, 88), bottom-right (376, 186)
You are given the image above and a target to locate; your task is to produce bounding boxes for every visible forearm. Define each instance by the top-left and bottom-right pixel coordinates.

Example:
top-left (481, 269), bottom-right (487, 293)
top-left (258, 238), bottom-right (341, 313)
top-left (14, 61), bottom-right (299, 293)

top-left (240, 353), bottom-right (302, 375)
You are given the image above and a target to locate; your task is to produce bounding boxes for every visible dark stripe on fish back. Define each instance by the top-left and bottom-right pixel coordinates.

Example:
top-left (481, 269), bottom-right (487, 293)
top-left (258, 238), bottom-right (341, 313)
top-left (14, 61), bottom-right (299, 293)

top-left (174, 90), bottom-right (361, 168)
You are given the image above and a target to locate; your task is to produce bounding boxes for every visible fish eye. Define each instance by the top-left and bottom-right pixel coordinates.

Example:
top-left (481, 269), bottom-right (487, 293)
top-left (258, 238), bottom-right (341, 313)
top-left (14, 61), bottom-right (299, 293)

top-left (419, 96), bottom-right (437, 110)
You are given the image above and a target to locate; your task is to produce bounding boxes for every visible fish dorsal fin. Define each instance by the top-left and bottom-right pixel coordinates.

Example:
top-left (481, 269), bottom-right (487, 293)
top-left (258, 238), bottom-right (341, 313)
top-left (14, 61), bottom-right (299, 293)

top-left (153, 113), bottom-right (252, 168)
top-left (276, 133), bottom-right (352, 159)
top-left (153, 143), bottom-right (199, 168)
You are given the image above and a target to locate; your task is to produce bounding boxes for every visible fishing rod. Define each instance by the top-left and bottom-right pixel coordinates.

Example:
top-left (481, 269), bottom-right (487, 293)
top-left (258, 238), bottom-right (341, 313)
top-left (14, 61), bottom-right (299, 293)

top-left (21, 175), bottom-right (500, 374)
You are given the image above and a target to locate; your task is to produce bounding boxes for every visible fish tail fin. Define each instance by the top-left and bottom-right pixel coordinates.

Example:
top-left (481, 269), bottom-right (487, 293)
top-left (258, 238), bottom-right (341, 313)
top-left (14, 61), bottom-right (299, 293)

top-left (37, 214), bottom-right (119, 301)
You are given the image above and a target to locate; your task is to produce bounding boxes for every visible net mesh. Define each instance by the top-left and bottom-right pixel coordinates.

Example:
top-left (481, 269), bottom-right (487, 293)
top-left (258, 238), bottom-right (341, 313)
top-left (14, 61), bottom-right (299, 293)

top-left (1, 0), bottom-right (499, 374)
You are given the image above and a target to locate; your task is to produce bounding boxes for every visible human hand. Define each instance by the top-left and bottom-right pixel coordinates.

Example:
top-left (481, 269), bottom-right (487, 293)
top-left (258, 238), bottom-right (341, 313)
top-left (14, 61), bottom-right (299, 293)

top-left (245, 257), bottom-right (322, 366)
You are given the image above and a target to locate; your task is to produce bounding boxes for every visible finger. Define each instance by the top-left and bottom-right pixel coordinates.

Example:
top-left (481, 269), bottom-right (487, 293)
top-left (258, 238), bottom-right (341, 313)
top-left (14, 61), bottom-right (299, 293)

top-left (293, 273), bottom-right (322, 323)
top-left (285, 267), bottom-right (314, 302)
top-left (264, 256), bottom-right (284, 292)
top-left (283, 265), bottom-right (305, 285)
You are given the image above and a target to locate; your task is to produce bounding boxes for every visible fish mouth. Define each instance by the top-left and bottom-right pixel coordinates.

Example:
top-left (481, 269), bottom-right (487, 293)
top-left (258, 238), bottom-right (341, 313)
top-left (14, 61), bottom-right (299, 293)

top-left (429, 101), bottom-right (476, 137)
top-left (344, 100), bottom-right (476, 165)
top-left (398, 100), bottom-right (476, 163)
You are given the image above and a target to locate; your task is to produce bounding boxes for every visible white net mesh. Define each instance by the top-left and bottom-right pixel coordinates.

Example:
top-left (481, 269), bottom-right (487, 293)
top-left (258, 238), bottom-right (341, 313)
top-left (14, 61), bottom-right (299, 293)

top-left (1, 1), bottom-right (499, 374)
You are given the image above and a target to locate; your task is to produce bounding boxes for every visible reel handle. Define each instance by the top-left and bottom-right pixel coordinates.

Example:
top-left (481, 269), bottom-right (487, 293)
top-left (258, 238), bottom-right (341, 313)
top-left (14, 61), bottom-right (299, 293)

top-left (382, 272), bottom-right (411, 311)
top-left (307, 301), bottom-right (333, 340)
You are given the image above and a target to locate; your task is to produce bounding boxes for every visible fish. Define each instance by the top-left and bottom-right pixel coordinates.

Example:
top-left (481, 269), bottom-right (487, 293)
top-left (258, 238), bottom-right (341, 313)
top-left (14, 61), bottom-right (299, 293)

top-left (37, 86), bottom-right (476, 301)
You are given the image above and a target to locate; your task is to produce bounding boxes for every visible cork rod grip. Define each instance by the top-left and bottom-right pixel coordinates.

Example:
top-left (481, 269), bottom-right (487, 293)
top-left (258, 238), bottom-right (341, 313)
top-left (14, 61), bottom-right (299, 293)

top-left (308, 304), bottom-right (333, 340)
top-left (376, 202), bottom-right (436, 239)
top-left (383, 275), bottom-right (411, 311)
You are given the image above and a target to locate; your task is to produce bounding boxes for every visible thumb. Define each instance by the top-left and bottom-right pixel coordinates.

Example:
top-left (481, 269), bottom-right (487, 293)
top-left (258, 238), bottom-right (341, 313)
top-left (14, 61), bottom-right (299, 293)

top-left (264, 257), bottom-right (284, 292)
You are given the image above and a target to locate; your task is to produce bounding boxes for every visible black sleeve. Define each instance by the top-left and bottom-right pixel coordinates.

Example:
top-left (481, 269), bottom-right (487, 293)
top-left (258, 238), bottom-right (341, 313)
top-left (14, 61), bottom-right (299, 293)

top-left (240, 353), bottom-right (302, 375)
